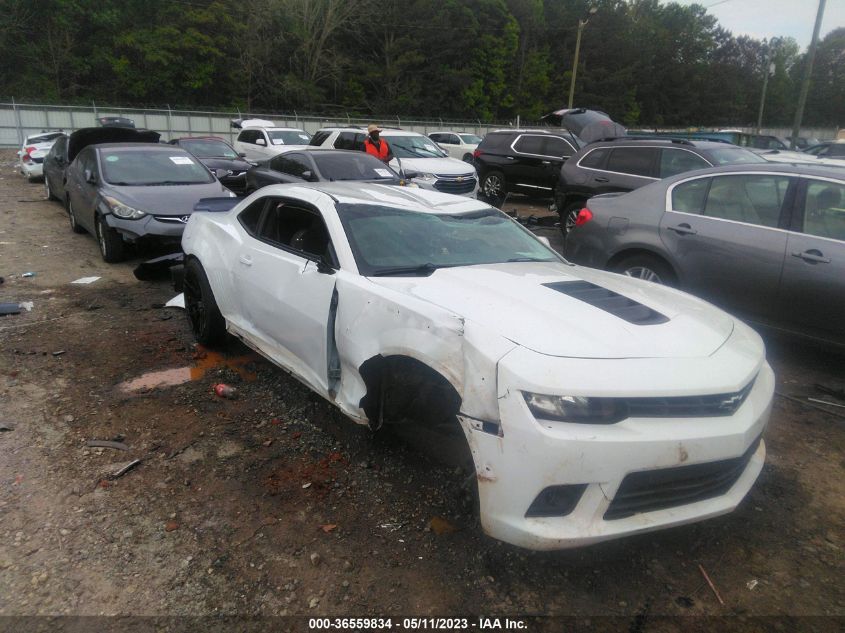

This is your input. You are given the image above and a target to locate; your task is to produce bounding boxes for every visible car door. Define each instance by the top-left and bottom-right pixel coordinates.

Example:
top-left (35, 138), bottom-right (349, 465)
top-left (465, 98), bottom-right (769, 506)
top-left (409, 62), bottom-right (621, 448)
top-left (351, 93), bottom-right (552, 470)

top-left (659, 172), bottom-right (794, 320)
top-left (541, 136), bottom-right (578, 190)
top-left (67, 148), bottom-right (100, 232)
top-left (232, 196), bottom-right (338, 395)
top-left (509, 134), bottom-right (551, 190)
top-left (777, 177), bottom-right (845, 340)
top-left (263, 153), bottom-right (314, 184)
top-left (658, 148), bottom-right (711, 179)
top-left (601, 147), bottom-right (660, 193)
top-left (44, 136), bottom-right (68, 199)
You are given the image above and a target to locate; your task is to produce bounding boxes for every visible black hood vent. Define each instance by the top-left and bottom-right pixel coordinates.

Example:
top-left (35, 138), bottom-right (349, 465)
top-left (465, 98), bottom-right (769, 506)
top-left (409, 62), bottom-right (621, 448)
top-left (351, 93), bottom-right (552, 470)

top-left (544, 280), bottom-right (669, 325)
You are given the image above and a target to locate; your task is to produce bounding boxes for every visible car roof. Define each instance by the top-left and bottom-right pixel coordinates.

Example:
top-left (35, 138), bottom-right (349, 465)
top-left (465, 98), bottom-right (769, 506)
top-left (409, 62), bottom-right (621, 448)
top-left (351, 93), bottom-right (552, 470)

top-left (664, 162), bottom-right (845, 182)
top-left (586, 137), bottom-right (741, 150)
top-left (488, 128), bottom-right (565, 135)
top-left (241, 126), bottom-right (307, 132)
top-left (260, 182), bottom-right (490, 214)
top-left (93, 143), bottom-right (190, 152)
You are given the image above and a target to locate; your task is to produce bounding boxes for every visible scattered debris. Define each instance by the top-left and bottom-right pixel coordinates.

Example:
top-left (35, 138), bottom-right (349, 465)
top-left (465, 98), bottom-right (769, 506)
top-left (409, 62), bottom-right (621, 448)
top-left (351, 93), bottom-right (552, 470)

top-left (52, 350), bottom-right (66, 357)
top-left (699, 564), bottom-right (725, 605)
top-left (110, 459), bottom-right (141, 479)
top-left (807, 397), bottom-right (845, 409)
top-left (815, 384), bottom-right (845, 401)
top-left (18, 301), bottom-right (33, 312)
top-left (71, 276), bottom-right (101, 285)
top-left (0, 423), bottom-right (14, 432)
top-left (310, 552), bottom-right (321, 566)
top-left (119, 367), bottom-right (192, 393)
top-left (379, 522), bottom-right (404, 532)
top-left (776, 392), bottom-right (845, 420)
top-left (320, 524), bottom-right (338, 533)
top-left (213, 383), bottom-right (238, 399)
top-left (165, 521), bottom-right (180, 532)
top-left (86, 439), bottom-right (130, 451)
top-left (675, 596), bottom-right (694, 608)
top-left (262, 439), bottom-right (273, 447)
top-left (165, 293), bottom-right (185, 309)
top-left (429, 516), bottom-right (458, 535)
top-left (302, 482), bottom-right (312, 489)
top-left (0, 303), bottom-right (21, 316)
top-left (21, 272), bottom-right (35, 278)
top-left (747, 579), bottom-right (759, 590)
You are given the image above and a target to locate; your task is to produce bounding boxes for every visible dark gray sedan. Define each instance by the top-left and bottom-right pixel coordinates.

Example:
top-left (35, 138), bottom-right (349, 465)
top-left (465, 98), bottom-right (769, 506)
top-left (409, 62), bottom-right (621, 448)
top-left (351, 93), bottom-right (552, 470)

top-left (564, 163), bottom-right (845, 345)
top-left (65, 142), bottom-right (233, 262)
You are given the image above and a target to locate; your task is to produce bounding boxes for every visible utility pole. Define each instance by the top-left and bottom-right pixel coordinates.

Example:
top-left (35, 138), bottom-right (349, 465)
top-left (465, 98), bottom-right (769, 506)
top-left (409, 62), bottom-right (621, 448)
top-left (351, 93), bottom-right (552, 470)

top-left (568, 7), bottom-right (597, 109)
top-left (791, 0), bottom-right (826, 147)
top-left (755, 47), bottom-right (775, 137)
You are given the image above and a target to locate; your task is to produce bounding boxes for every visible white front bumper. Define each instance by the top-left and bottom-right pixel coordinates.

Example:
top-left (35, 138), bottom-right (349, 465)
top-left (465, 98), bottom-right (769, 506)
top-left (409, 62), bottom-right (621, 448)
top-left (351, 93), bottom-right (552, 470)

top-left (21, 161), bottom-right (43, 178)
top-left (462, 333), bottom-right (773, 550)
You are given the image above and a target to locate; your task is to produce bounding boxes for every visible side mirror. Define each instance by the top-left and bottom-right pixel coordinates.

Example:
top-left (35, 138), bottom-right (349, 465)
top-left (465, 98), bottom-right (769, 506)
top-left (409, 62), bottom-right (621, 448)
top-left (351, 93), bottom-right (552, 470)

top-left (255, 138), bottom-right (266, 146)
top-left (84, 169), bottom-right (97, 184)
top-left (214, 168), bottom-right (229, 179)
top-left (301, 170), bottom-right (315, 182)
top-left (238, 152), bottom-right (247, 158)
top-left (404, 170), bottom-right (420, 180)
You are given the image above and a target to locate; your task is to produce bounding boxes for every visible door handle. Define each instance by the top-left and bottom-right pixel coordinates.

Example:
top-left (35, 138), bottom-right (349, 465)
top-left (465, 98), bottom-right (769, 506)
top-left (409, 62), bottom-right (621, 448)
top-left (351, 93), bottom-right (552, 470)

top-left (238, 255), bottom-right (253, 266)
top-left (541, 160), bottom-right (551, 165)
top-left (505, 156), bottom-right (514, 160)
top-left (593, 177), bottom-right (609, 183)
top-left (668, 223), bottom-right (698, 236)
top-left (792, 249), bottom-right (830, 264)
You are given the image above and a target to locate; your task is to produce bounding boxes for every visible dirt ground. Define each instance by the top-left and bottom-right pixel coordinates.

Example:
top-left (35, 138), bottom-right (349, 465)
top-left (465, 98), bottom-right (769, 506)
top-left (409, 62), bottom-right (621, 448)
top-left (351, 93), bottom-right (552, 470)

top-left (0, 149), bottom-right (843, 632)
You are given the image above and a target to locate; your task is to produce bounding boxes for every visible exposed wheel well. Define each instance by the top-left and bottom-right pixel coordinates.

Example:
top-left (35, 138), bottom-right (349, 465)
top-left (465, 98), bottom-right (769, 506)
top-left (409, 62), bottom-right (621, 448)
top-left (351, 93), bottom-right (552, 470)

top-left (357, 355), bottom-right (462, 430)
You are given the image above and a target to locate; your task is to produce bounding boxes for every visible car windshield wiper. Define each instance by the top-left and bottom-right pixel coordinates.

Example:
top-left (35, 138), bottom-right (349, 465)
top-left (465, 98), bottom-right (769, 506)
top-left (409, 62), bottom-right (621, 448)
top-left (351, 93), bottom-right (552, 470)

top-left (140, 180), bottom-right (206, 186)
top-left (370, 262), bottom-right (450, 277)
top-left (506, 256), bottom-right (554, 262)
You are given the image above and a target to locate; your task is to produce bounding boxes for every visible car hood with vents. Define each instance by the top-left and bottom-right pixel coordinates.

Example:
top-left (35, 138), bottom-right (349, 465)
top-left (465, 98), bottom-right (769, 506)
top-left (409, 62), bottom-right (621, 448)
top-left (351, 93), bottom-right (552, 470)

top-left (368, 261), bottom-right (735, 359)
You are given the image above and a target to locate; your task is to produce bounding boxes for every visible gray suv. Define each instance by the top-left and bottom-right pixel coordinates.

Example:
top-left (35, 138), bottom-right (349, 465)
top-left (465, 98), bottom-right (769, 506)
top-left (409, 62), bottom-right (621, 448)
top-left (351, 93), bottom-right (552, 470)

top-left (564, 163), bottom-right (845, 345)
top-left (555, 138), bottom-right (764, 234)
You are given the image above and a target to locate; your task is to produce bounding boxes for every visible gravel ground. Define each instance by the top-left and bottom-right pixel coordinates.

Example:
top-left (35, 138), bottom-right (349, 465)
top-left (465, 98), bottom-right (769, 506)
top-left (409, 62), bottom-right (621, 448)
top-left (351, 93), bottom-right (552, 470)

top-left (0, 150), bottom-right (842, 632)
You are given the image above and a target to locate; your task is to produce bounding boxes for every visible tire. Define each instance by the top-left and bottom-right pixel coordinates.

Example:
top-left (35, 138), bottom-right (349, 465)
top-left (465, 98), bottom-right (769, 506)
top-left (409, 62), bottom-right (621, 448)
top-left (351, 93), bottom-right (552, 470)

top-left (67, 199), bottom-right (85, 234)
top-left (45, 178), bottom-right (56, 201)
top-left (559, 202), bottom-right (585, 237)
top-left (611, 254), bottom-right (676, 286)
top-left (183, 258), bottom-right (227, 346)
top-left (480, 170), bottom-right (506, 200)
top-left (94, 214), bottom-right (126, 263)
top-left (462, 153), bottom-right (474, 164)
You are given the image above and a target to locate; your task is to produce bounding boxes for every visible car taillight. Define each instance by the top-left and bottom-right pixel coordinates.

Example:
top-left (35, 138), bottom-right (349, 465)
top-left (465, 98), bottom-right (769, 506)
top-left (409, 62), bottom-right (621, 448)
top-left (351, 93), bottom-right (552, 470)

top-left (22, 146), bottom-right (36, 162)
top-left (473, 148), bottom-right (482, 158)
top-left (575, 208), bottom-right (593, 226)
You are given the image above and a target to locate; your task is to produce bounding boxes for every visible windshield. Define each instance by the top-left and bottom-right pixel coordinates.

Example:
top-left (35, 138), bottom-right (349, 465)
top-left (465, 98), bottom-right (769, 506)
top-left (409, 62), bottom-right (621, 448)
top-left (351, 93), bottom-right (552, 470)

top-left (459, 134), bottom-right (482, 144)
top-left (26, 132), bottom-right (64, 145)
top-left (101, 150), bottom-right (214, 185)
top-left (706, 148), bottom-right (766, 165)
top-left (382, 135), bottom-right (448, 158)
top-left (180, 139), bottom-right (238, 159)
top-left (268, 130), bottom-right (311, 145)
top-left (337, 203), bottom-right (561, 275)
top-left (312, 153), bottom-right (399, 181)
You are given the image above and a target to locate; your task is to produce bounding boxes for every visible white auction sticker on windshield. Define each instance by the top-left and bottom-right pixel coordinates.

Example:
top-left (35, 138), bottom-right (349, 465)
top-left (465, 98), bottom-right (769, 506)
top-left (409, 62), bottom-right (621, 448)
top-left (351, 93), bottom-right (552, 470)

top-left (298, 134), bottom-right (309, 140)
top-left (169, 156), bottom-right (194, 165)
top-left (374, 169), bottom-right (393, 177)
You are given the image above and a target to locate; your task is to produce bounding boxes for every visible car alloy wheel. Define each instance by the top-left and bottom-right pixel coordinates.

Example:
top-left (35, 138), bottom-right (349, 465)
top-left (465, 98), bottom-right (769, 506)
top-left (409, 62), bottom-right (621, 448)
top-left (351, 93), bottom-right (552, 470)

top-left (183, 272), bottom-right (208, 339)
top-left (45, 179), bottom-right (52, 200)
top-left (482, 173), bottom-right (503, 198)
top-left (623, 266), bottom-right (665, 284)
top-left (67, 199), bottom-right (84, 234)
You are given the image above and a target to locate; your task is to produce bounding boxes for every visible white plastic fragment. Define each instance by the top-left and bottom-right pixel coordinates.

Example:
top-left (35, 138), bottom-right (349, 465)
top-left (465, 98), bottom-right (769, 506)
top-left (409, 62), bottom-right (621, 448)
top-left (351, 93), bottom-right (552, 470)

top-left (71, 276), bottom-right (101, 285)
top-left (165, 293), bottom-right (185, 309)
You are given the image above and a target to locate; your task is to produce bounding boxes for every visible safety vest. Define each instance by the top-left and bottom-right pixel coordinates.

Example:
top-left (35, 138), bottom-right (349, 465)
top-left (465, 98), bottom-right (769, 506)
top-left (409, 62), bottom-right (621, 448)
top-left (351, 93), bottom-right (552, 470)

top-left (364, 137), bottom-right (390, 162)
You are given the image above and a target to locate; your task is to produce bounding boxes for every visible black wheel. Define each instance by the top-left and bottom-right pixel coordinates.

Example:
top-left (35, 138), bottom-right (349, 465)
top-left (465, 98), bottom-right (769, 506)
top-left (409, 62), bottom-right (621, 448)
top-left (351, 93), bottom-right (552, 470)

top-left (559, 202), bottom-right (584, 237)
top-left (45, 178), bottom-right (57, 201)
top-left (67, 199), bottom-right (85, 234)
top-left (183, 258), bottom-right (226, 346)
top-left (94, 214), bottom-right (126, 263)
top-left (611, 254), bottom-right (676, 286)
top-left (480, 170), bottom-right (506, 199)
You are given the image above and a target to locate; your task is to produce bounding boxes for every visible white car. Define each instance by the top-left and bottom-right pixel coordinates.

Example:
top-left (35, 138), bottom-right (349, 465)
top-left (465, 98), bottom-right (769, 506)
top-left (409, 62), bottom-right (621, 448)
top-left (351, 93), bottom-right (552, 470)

top-left (233, 126), bottom-right (312, 162)
top-left (428, 131), bottom-right (483, 162)
top-left (310, 127), bottom-right (478, 197)
top-left (18, 131), bottom-right (64, 181)
top-left (181, 182), bottom-right (773, 550)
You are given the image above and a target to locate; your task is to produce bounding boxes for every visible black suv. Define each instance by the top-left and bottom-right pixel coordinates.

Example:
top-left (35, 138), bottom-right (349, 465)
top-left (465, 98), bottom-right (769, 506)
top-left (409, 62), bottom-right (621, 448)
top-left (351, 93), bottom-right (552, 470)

top-left (473, 129), bottom-right (581, 201)
top-left (555, 138), bottom-right (765, 234)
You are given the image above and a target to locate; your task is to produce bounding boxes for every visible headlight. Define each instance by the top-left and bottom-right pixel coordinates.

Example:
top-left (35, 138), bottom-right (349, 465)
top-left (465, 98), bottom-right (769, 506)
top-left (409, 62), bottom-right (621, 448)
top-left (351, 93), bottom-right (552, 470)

top-left (523, 392), bottom-right (627, 424)
top-left (104, 196), bottom-right (146, 220)
top-left (415, 173), bottom-right (437, 181)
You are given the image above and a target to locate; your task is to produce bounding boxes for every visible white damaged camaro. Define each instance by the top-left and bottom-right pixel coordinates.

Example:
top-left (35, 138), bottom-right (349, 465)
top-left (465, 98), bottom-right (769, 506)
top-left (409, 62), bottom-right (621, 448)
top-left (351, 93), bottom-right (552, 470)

top-left (181, 182), bottom-right (774, 550)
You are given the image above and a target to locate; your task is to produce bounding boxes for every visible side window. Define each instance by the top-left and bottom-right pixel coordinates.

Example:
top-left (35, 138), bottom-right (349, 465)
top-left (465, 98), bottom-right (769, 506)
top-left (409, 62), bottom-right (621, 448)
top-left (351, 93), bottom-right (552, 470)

top-left (269, 155), bottom-right (287, 172)
top-left (827, 145), bottom-right (845, 158)
top-left (606, 148), bottom-right (658, 177)
top-left (659, 149), bottom-right (710, 178)
top-left (447, 134), bottom-right (460, 145)
top-left (429, 133), bottom-right (444, 143)
top-left (79, 149), bottom-right (98, 176)
top-left (353, 133), bottom-right (366, 151)
top-left (236, 130), bottom-right (250, 144)
top-left (238, 198), bottom-right (266, 235)
top-left (309, 130), bottom-right (330, 147)
top-left (284, 154), bottom-right (311, 178)
top-left (801, 180), bottom-right (845, 241)
top-left (703, 174), bottom-right (791, 227)
top-left (334, 132), bottom-right (357, 150)
top-left (579, 147), bottom-right (609, 169)
top-left (671, 178), bottom-right (710, 213)
top-left (257, 200), bottom-right (332, 259)
top-left (513, 135), bottom-right (545, 155)
top-left (544, 136), bottom-right (576, 158)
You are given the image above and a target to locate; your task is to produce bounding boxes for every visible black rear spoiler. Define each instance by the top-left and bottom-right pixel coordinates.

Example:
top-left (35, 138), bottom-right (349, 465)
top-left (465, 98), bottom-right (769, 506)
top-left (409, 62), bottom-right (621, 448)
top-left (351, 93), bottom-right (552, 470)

top-left (193, 197), bottom-right (241, 213)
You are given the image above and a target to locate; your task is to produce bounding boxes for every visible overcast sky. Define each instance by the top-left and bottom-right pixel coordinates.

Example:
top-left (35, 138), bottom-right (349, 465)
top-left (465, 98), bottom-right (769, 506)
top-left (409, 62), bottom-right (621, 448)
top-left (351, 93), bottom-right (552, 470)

top-left (670, 0), bottom-right (844, 49)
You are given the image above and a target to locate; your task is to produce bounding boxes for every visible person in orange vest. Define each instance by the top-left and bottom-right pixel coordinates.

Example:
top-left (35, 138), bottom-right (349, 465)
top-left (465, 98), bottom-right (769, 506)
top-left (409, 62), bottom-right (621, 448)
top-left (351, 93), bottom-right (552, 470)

top-left (363, 124), bottom-right (391, 163)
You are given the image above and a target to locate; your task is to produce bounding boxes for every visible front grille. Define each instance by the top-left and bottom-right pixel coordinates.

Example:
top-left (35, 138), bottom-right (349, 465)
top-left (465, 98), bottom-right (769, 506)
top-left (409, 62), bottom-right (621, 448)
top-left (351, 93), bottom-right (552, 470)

top-left (604, 435), bottom-right (761, 520)
top-left (623, 378), bottom-right (756, 418)
top-left (544, 280), bottom-right (669, 325)
top-left (153, 215), bottom-right (190, 224)
top-left (434, 173), bottom-right (476, 195)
